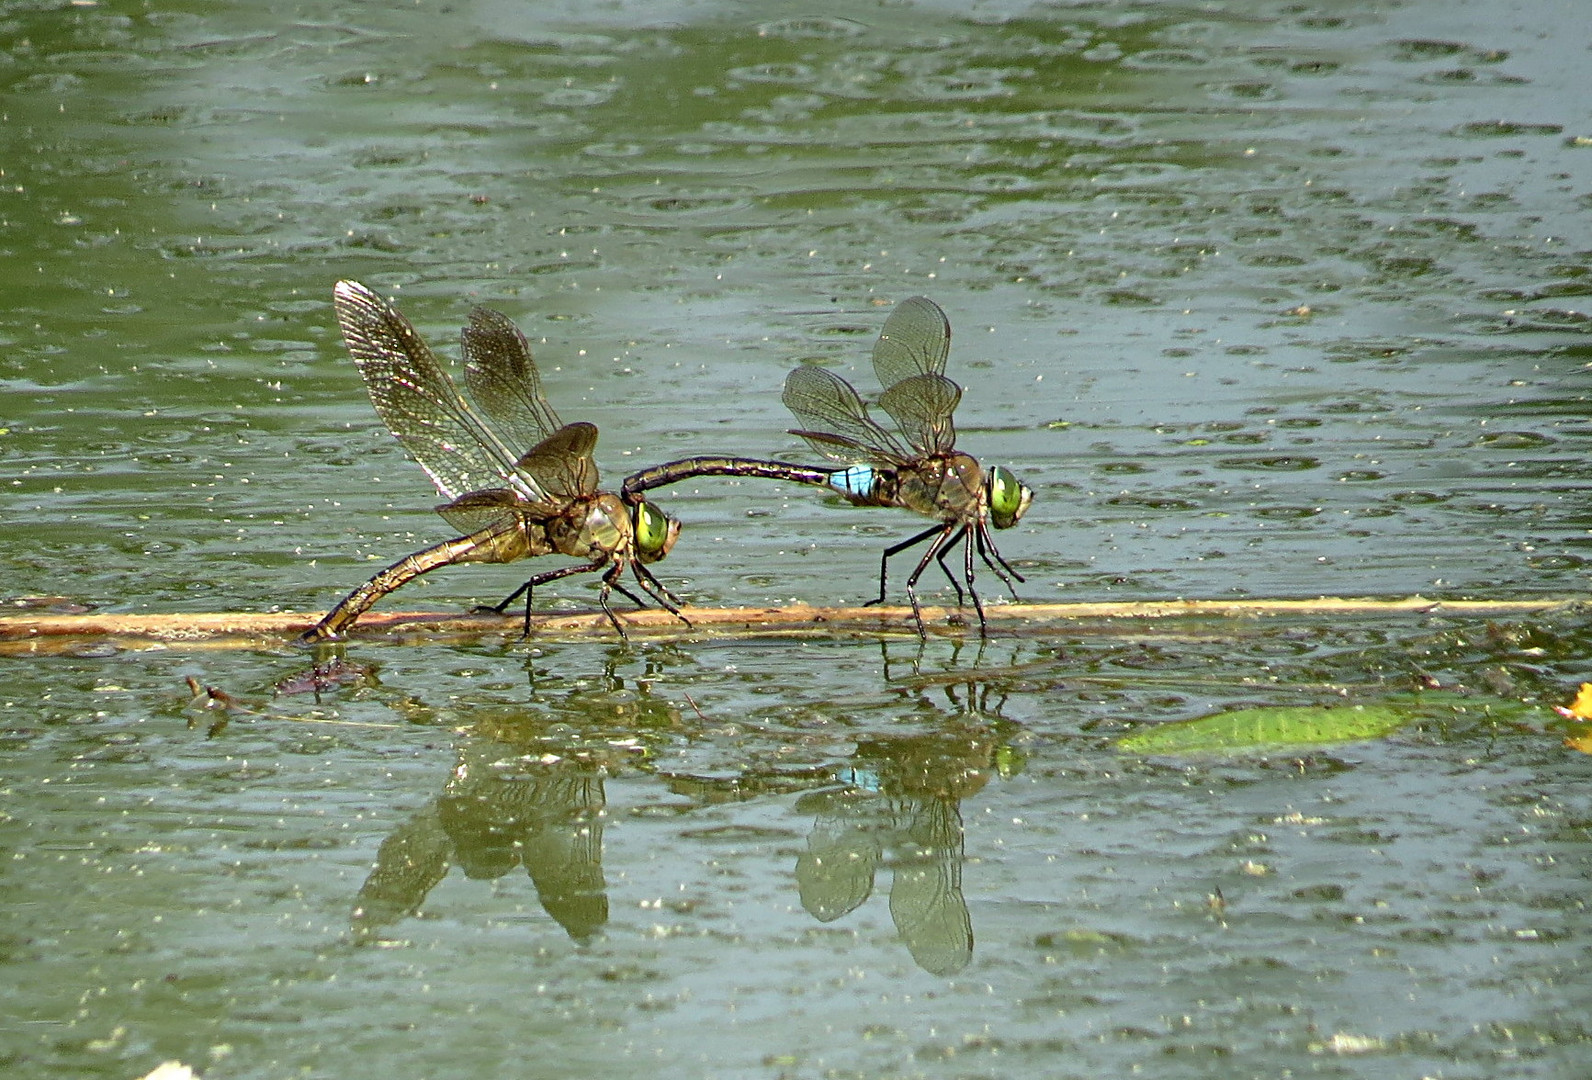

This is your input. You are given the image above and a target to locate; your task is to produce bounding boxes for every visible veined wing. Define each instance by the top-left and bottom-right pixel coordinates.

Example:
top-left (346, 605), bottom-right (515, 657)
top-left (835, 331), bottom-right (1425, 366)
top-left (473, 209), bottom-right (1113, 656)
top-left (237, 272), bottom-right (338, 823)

top-left (333, 280), bottom-right (543, 504)
top-left (888, 799), bottom-right (972, 977)
top-left (514, 421), bottom-right (601, 501)
top-left (435, 487), bottom-right (531, 536)
top-left (460, 306), bottom-right (563, 455)
top-left (782, 365), bottom-right (913, 466)
top-left (876, 372), bottom-right (961, 456)
top-left (871, 296), bottom-right (950, 391)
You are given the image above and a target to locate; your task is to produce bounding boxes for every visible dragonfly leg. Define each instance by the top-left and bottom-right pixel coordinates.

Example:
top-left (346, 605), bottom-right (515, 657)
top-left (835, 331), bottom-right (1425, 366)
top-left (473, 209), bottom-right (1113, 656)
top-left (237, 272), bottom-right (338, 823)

top-left (631, 561), bottom-right (685, 610)
top-left (600, 559), bottom-right (691, 640)
top-left (485, 580), bottom-right (533, 628)
top-left (496, 561), bottom-right (606, 637)
top-left (933, 525), bottom-right (970, 606)
top-left (973, 521), bottom-right (1025, 599)
top-left (489, 582), bottom-right (531, 611)
top-left (630, 561), bottom-right (693, 629)
top-left (606, 566), bottom-right (666, 621)
top-left (901, 523), bottom-right (959, 637)
top-left (593, 563), bottom-right (632, 640)
top-left (606, 578), bottom-right (648, 611)
top-left (864, 522), bottom-right (948, 608)
top-left (960, 524), bottom-right (987, 634)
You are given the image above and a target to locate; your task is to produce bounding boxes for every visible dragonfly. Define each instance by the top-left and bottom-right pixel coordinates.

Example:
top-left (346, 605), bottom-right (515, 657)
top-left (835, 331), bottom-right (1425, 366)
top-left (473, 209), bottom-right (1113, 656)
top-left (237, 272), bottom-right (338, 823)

top-left (622, 296), bottom-right (1032, 633)
top-left (298, 280), bottom-right (684, 643)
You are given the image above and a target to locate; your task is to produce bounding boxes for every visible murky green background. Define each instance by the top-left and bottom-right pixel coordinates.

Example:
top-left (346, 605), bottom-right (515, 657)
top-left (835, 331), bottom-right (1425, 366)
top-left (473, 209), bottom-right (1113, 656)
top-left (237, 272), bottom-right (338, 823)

top-left (4, 0), bottom-right (1591, 1077)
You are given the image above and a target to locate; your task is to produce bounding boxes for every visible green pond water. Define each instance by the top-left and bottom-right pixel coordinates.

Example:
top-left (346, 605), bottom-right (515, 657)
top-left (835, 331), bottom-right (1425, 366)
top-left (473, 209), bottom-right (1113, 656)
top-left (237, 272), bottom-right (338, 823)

top-left (3, 0), bottom-right (1591, 1077)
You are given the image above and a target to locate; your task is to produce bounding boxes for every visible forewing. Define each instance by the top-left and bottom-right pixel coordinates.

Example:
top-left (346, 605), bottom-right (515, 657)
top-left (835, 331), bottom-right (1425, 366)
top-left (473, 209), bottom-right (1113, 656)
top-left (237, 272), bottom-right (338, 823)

top-left (333, 281), bottom-right (542, 504)
top-left (876, 372), bottom-right (961, 456)
top-left (460, 306), bottom-right (563, 453)
top-left (782, 366), bottom-right (911, 465)
top-left (871, 296), bottom-right (950, 390)
top-left (514, 421), bottom-right (601, 500)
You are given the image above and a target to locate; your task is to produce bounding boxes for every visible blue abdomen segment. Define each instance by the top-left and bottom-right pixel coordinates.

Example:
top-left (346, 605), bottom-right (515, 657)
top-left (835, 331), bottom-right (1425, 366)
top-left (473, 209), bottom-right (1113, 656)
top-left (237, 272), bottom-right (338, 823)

top-left (827, 465), bottom-right (878, 500)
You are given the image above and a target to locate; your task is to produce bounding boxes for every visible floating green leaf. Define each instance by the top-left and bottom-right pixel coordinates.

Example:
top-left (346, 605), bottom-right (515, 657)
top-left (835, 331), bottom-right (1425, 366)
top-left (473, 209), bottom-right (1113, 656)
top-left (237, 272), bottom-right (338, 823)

top-left (1117, 702), bottom-right (1412, 756)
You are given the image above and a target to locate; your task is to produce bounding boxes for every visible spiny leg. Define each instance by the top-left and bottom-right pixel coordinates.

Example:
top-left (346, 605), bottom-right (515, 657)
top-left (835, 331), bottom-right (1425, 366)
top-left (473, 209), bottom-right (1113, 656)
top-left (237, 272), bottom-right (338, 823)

top-left (496, 561), bottom-right (606, 637)
top-left (490, 581), bottom-right (532, 614)
top-left (629, 557), bottom-right (684, 610)
top-left (864, 522), bottom-right (948, 608)
top-left (595, 563), bottom-right (631, 640)
top-left (631, 560), bottom-right (693, 629)
top-left (485, 578), bottom-right (541, 633)
top-left (975, 520), bottom-right (1025, 585)
top-left (606, 573), bottom-right (689, 632)
top-left (933, 525), bottom-right (970, 606)
top-left (927, 527), bottom-right (985, 632)
top-left (607, 577), bottom-right (651, 612)
top-left (973, 521), bottom-right (1024, 600)
top-left (960, 523), bottom-right (987, 634)
top-left (901, 523), bottom-right (960, 637)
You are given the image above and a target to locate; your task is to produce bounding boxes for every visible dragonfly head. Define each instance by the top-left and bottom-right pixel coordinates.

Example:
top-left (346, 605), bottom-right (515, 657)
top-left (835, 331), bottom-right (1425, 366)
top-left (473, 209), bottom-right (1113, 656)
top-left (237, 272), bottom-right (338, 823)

top-left (631, 499), bottom-right (681, 564)
top-left (986, 466), bottom-right (1032, 529)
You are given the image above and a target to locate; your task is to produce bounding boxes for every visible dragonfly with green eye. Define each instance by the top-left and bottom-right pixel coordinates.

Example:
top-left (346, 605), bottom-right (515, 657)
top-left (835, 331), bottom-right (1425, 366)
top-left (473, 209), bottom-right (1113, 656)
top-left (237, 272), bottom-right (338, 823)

top-left (622, 296), bottom-right (1033, 634)
top-left (298, 280), bottom-right (685, 643)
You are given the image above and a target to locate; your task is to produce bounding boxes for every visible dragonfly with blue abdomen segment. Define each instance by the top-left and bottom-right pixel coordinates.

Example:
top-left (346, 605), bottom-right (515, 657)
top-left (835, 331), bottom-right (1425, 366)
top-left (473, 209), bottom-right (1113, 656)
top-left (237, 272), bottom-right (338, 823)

top-left (621, 296), bottom-right (1032, 634)
top-left (299, 281), bottom-right (685, 643)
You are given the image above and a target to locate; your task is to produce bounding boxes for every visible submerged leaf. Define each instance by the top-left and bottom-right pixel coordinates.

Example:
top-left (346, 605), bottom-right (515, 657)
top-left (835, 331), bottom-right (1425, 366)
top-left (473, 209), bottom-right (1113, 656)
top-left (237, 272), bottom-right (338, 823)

top-left (1117, 702), bottom-right (1412, 756)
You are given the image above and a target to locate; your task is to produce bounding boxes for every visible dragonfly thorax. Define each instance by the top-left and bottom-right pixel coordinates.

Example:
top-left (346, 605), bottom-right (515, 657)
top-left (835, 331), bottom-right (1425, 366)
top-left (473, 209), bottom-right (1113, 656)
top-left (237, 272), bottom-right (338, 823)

top-left (894, 451), bottom-right (985, 523)
top-left (547, 493), bottom-right (633, 564)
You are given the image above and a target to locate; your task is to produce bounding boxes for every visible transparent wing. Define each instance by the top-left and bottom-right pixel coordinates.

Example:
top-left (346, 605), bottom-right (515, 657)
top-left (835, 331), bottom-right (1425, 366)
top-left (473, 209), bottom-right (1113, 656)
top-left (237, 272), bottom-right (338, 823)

top-left (795, 807), bottom-right (879, 922)
top-left (871, 296), bottom-right (950, 390)
top-left (876, 372), bottom-right (961, 456)
top-left (432, 424), bottom-right (599, 533)
top-left (887, 799), bottom-right (972, 976)
top-left (782, 365), bottom-right (912, 465)
top-left (460, 306), bottom-right (563, 454)
top-left (332, 281), bottom-right (543, 504)
top-left (350, 805), bottom-right (452, 943)
top-left (435, 488), bottom-right (542, 536)
top-left (514, 421), bottom-right (601, 501)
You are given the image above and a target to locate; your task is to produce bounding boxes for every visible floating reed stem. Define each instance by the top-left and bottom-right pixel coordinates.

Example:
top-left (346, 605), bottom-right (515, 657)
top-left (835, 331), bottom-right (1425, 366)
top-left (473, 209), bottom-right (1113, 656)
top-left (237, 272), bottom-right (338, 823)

top-left (0, 596), bottom-right (1581, 654)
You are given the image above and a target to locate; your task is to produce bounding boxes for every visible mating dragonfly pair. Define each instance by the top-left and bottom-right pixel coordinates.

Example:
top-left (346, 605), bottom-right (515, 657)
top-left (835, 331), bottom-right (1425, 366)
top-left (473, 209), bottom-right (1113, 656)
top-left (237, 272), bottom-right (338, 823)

top-left (298, 282), bottom-right (1033, 643)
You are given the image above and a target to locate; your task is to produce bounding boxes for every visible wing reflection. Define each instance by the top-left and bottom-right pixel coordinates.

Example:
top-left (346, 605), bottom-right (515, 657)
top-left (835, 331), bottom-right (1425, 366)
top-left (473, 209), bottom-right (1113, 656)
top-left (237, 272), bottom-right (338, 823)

top-left (316, 648), bottom-right (1025, 975)
top-left (352, 739), bottom-right (608, 945)
top-left (349, 805), bottom-right (452, 935)
top-left (793, 731), bottom-right (1000, 976)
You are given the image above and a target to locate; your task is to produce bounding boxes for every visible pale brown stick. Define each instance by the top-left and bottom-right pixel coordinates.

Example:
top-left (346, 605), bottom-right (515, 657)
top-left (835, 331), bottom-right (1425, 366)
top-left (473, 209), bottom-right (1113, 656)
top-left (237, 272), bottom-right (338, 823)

top-left (0, 596), bottom-right (1581, 653)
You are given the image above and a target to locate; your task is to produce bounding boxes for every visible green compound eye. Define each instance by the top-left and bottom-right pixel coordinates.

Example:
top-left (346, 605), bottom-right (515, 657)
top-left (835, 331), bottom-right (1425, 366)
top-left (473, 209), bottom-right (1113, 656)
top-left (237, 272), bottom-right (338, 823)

top-left (987, 466), bottom-right (1033, 530)
top-left (633, 500), bottom-right (680, 562)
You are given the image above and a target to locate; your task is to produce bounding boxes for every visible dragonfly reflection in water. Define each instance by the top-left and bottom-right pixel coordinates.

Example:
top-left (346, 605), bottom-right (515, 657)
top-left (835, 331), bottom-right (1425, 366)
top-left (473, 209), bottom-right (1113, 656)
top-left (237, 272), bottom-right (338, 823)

top-left (622, 296), bottom-right (1033, 633)
top-left (299, 281), bottom-right (684, 642)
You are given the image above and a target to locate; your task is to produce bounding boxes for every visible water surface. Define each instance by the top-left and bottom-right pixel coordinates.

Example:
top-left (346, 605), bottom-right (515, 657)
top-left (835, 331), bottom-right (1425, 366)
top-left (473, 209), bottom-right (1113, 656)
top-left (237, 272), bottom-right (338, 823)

top-left (2, 0), bottom-right (1590, 1077)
